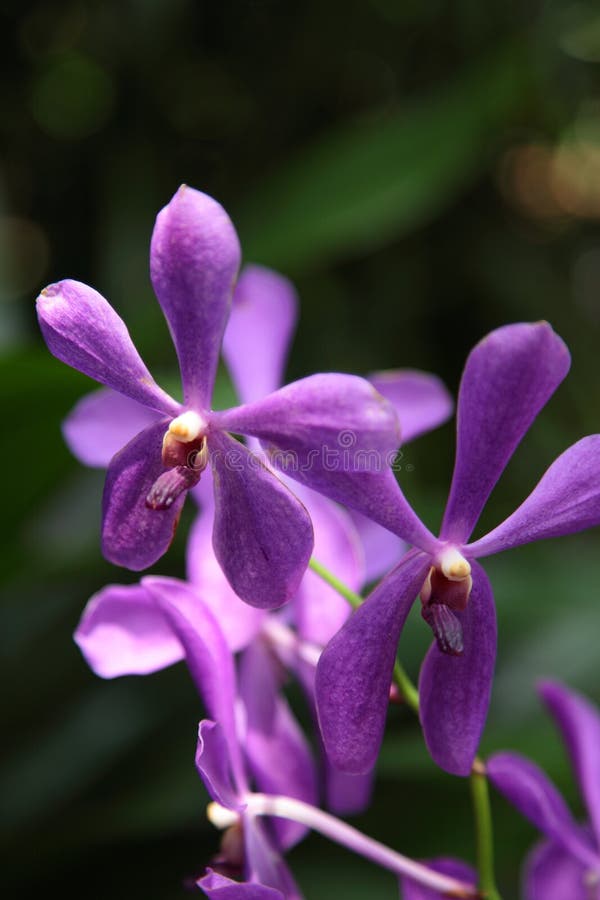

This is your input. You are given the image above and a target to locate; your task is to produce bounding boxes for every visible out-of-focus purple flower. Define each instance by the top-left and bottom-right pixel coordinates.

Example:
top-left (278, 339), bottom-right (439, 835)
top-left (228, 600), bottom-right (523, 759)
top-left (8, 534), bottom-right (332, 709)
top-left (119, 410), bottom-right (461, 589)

top-left (37, 187), bottom-right (400, 609)
top-left (76, 575), bottom-right (314, 896)
top-left (487, 680), bottom-right (600, 900)
top-left (313, 323), bottom-right (600, 777)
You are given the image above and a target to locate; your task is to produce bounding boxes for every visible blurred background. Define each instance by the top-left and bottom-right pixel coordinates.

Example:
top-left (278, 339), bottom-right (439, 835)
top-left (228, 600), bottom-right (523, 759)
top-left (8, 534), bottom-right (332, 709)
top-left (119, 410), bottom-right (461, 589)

top-left (2, 0), bottom-right (600, 897)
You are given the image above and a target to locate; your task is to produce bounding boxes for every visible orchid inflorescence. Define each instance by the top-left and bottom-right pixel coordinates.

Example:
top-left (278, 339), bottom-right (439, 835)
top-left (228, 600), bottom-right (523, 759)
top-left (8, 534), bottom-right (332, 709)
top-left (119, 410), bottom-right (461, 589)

top-left (36, 185), bottom-right (600, 899)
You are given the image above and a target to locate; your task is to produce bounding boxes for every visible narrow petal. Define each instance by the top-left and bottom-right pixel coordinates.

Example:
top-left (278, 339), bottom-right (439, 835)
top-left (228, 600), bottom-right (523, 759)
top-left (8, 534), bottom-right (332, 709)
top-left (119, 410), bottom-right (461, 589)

top-left (74, 582), bottom-right (184, 678)
top-left (209, 431), bottom-right (314, 609)
top-left (368, 370), bottom-right (453, 444)
top-left (150, 186), bottom-right (241, 408)
top-left (486, 751), bottom-right (598, 868)
top-left (222, 265), bottom-right (298, 405)
top-left (36, 279), bottom-right (179, 414)
top-left (63, 388), bottom-right (162, 467)
top-left (239, 641), bottom-right (318, 849)
top-left (440, 322), bottom-right (570, 544)
top-left (466, 436), bottom-right (600, 558)
top-left (143, 577), bottom-right (240, 766)
top-left (316, 550), bottom-right (430, 774)
top-left (292, 484), bottom-right (364, 647)
top-left (399, 858), bottom-right (477, 900)
top-left (539, 680), bottom-right (600, 847)
top-left (325, 763), bottom-right (375, 817)
top-left (244, 818), bottom-right (303, 899)
top-left (198, 870), bottom-right (284, 899)
top-left (418, 562), bottom-right (496, 776)
top-left (348, 509), bottom-right (407, 584)
top-left (101, 420), bottom-right (185, 570)
top-left (195, 720), bottom-right (243, 811)
top-left (187, 493), bottom-right (266, 653)
top-left (524, 839), bottom-right (591, 900)
top-left (214, 373), bottom-right (400, 459)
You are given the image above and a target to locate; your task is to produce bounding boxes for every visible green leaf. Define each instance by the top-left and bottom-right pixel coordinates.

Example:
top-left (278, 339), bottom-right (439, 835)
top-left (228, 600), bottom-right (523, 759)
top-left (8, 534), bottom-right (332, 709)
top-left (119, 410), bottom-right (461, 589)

top-left (237, 44), bottom-right (528, 270)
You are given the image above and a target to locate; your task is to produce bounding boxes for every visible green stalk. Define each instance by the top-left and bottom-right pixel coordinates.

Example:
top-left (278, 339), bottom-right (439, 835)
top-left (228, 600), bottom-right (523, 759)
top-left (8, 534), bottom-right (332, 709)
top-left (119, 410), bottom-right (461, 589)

top-left (470, 759), bottom-right (502, 899)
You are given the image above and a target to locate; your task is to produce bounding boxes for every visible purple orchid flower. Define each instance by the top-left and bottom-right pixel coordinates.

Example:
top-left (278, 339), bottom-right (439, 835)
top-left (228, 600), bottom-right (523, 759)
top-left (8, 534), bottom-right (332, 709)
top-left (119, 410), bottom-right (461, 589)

top-left (36, 186), bottom-right (400, 609)
top-left (487, 681), bottom-right (600, 900)
top-left (76, 573), bottom-right (316, 896)
top-left (307, 322), bottom-right (600, 777)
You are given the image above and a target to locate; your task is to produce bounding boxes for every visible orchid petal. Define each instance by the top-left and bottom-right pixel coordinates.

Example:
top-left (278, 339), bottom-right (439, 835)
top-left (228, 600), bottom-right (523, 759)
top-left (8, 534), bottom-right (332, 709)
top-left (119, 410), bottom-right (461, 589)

top-left (419, 562), bottom-right (496, 776)
top-left (209, 431), bottom-right (313, 609)
top-left (316, 550), bottom-right (430, 774)
top-left (214, 373), bottom-right (400, 459)
top-left (325, 763), bottom-right (375, 817)
top-left (195, 720), bottom-right (244, 811)
top-left (186, 488), bottom-right (266, 653)
top-left (539, 680), bottom-right (600, 847)
top-left (143, 577), bottom-right (240, 758)
top-left (440, 322), bottom-right (570, 544)
top-left (368, 369), bottom-right (453, 444)
top-left (244, 818), bottom-right (303, 899)
top-left (101, 419), bottom-right (185, 570)
top-left (74, 582), bottom-right (184, 678)
top-left (399, 857), bottom-right (477, 900)
top-left (486, 751), bottom-right (598, 868)
top-left (466, 437), bottom-right (600, 558)
top-left (239, 641), bottom-right (318, 849)
top-left (222, 265), bottom-right (298, 405)
top-left (198, 870), bottom-right (284, 899)
top-left (150, 186), bottom-right (241, 408)
top-left (36, 279), bottom-right (179, 415)
top-left (63, 388), bottom-right (162, 468)
top-left (524, 839), bottom-right (591, 900)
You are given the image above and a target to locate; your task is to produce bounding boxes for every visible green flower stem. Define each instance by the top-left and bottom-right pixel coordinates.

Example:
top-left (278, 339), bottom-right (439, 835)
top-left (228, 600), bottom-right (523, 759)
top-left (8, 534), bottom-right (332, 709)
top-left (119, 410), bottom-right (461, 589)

top-left (470, 759), bottom-right (502, 900)
top-left (308, 557), bottom-right (362, 610)
top-left (393, 660), bottom-right (420, 713)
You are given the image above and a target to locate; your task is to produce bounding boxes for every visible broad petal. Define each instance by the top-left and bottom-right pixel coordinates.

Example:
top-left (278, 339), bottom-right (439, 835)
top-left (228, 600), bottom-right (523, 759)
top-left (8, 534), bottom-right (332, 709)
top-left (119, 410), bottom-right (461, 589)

top-left (222, 265), bottom-right (298, 405)
top-left (466, 437), bottom-right (600, 558)
top-left (292, 484), bottom-right (364, 647)
top-left (150, 186), bottom-right (241, 408)
top-left (36, 279), bottom-right (178, 414)
top-left (486, 751), bottom-right (598, 868)
top-left (539, 680), bottom-right (600, 847)
top-left (209, 431), bottom-right (313, 609)
top-left (63, 388), bottom-right (162, 468)
top-left (244, 818), bottom-right (303, 899)
top-left (316, 550), bottom-right (430, 774)
top-left (101, 420), bottom-right (185, 571)
top-left (74, 582), bottom-right (184, 678)
top-left (399, 858), bottom-right (477, 900)
top-left (186, 490), bottom-right (267, 653)
top-left (349, 509), bottom-right (407, 584)
top-left (195, 720), bottom-right (243, 811)
top-left (239, 641), bottom-right (318, 849)
top-left (368, 370), bottom-right (453, 444)
top-left (524, 839), bottom-right (590, 900)
top-left (418, 562), bottom-right (496, 776)
top-left (440, 322), bottom-right (570, 544)
top-left (198, 870), bottom-right (284, 899)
